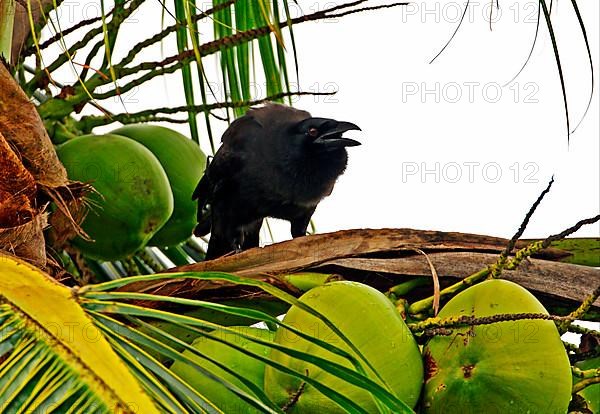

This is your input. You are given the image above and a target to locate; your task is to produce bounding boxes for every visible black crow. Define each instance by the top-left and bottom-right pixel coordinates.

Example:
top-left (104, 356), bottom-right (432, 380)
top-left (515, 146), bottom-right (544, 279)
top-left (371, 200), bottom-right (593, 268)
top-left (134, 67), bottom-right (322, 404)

top-left (193, 103), bottom-right (361, 259)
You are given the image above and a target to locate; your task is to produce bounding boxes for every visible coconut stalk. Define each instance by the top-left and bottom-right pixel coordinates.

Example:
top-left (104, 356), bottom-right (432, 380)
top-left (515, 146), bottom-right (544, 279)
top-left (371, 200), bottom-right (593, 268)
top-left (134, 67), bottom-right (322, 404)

top-left (32, 1), bottom-right (408, 122)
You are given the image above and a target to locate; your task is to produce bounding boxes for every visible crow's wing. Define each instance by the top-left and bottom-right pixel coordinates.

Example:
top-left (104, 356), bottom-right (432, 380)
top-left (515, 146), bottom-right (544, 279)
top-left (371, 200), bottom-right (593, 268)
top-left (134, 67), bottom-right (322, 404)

top-left (191, 169), bottom-right (213, 236)
top-left (192, 150), bottom-right (241, 236)
top-left (192, 115), bottom-right (262, 237)
top-left (194, 114), bottom-right (262, 203)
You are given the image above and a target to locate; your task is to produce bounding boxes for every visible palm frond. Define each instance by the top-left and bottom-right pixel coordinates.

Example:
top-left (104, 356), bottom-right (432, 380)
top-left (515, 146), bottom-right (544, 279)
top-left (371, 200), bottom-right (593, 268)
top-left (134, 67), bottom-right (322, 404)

top-left (1, 253), bottom-right (415, 413)
top-left (78, 273), bottom-right (414, 413)
top-left (0, 254), bottom-right (158, 413)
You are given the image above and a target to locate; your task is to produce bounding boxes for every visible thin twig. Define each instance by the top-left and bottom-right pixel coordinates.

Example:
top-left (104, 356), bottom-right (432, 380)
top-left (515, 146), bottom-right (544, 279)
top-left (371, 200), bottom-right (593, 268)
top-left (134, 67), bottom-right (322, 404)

top-left (573, 377), bottom-right (600, 394)
top-left (572, 366), bottom-right (600, 379)
top-left (491, 177), bottom-right (554, 278)
top-left (541, 215), bottom-right (600, 249)
top-left (568, 323), bottom-right (600, 338)
top-left (326, 2), bottom-right (409, 18)
top-left (408, 214), bottom-right (600, 316)
top-left (114, 0), bottom-right (238, 69)
top-left (25, 0), bottom-right (145, 92)
top-left (409, 312), bottom-right (571, 333)
top-left (558, 285), bottom-right (600, 333)
top-left (429, 0), bottom-right (471, 63)
top-left (35, 1), bottom-right (408, 121)
top-left (75, 91), bottom-right (336, 130)
top-left (112, 3), bottom-right (367, 78)
top-left (503, 2), bottom-right (541, 86)
top-left (21, 1), bottom-right (126, 56)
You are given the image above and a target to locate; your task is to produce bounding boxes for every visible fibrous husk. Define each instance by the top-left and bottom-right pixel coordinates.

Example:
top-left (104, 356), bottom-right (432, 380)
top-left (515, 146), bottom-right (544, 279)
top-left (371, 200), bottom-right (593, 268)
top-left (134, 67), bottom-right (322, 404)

top-left (0, 130), bottom-right (37, 226)
top-left (0, 131), bottom-right (36, 201)
top-left (0, 62), bottom-right (68, 189)
top-left (0, 62), bottom-right (87, 267)
top-left (46, 193), bottom-right (90, 247)
top-left (0, 192), bottom-right (35, 227)
top-left (0, 129), bottom-right (46, 264)
top-left (0, 211), bottom-right (48, 267)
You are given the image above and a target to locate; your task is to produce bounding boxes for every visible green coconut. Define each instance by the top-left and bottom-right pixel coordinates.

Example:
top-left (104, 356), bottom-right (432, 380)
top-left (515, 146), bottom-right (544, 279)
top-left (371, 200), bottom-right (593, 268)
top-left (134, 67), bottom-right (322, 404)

top-left (111, 124), bottom-right (206, 247)
top-left (57, 134), bottom-right (173, 260)
top-left (422, 279), bottom-right (572, 413)
top-left (140, 299), bottom-right (290, 364)
top-left (170, 326), bottom-right (275, 413)
top-left (264, 281), bottom-right (423, 412)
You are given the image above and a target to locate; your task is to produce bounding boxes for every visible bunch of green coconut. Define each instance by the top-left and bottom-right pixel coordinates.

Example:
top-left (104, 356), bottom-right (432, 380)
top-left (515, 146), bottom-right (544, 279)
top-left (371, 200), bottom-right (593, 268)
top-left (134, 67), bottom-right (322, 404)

top-left (169, 279), bottom-right (584, 413)
top-left (56, 124), bottom-right (206, 258)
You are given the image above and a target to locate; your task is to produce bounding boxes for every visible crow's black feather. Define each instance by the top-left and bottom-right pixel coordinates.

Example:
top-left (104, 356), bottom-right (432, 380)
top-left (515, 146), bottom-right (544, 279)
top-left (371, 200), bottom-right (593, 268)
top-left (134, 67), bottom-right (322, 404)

top-left (193, 103), bottom-right (361, 259)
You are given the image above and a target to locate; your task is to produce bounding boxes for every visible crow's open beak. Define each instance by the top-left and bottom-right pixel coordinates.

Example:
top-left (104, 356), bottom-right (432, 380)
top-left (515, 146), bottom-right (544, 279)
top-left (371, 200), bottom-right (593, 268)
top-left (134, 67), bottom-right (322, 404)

top-left (313, 120), bottom-right (361, 148)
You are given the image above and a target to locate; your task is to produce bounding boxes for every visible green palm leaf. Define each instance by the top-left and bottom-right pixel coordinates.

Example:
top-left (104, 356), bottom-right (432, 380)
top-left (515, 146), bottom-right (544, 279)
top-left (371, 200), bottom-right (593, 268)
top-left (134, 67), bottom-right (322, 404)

top-left (0, 254), bottom-right (159, 413)
top-left (0, 253), bottom-right (414, 413)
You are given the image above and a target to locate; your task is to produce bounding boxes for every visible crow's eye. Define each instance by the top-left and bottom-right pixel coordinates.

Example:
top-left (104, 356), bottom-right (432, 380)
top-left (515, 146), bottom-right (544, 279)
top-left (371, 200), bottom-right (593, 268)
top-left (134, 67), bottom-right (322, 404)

top-left (307, 127), bottom-right (319, 137)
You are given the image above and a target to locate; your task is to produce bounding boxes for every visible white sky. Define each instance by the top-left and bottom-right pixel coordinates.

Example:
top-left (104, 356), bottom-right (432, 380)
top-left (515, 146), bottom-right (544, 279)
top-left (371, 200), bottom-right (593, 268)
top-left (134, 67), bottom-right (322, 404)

top-left (42, 0), bottom-right (599, 243)
top-left (285, 0), bottom-right (600, 242)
